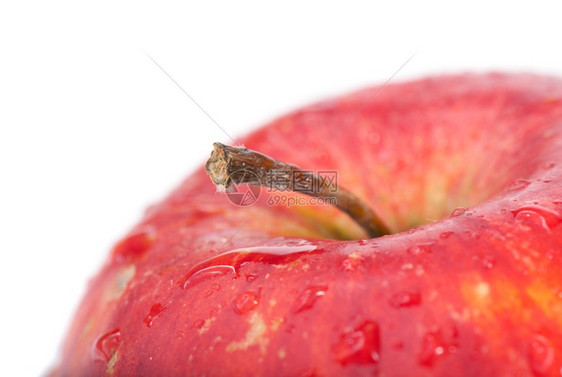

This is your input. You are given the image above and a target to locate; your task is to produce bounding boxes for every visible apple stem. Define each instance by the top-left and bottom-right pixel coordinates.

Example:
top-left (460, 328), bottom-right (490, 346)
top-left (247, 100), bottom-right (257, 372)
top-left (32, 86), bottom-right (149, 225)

top-left (205, 142), bottom-right (390, 238)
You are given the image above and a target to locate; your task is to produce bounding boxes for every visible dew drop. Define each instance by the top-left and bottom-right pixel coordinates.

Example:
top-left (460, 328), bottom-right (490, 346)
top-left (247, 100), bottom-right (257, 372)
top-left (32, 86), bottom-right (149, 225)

top-left (508, 179), bottom-right (532, 192)
top-left (144, 244), bottom-right (318, 326)
top-left (205, 282), bottom-right (222, 297)
top-left (439, 231), bottom-right (454, 239)
top-left (183, 244), bottom-right (318, 288)
top-left (112, 228), bottom-right (154, 260)
top-left (245, 273), bottom-right (258, 282)
top-left (417, 332), bottom-right (440, 366)
top-left (340, 253), bottom-right (363, 271)
top-left (234, 290), bottom-right (260, 314)
top-left (144, 303), bottom-right (165, 327)
top-left (293, 285), bottom-right (328, 313)
top-left (512, 205), bottom-right (562, 231)
top-left (407, 244), bottom-right (433, 255)
top-left (390, 291), bottom-right (421, 308)
top-left (91, 329), bottom-right (121, 362)
top-left (451, 207), bottom-right (468, 217)
top-left (333, 321), bottom-right (380, 365)
top-left (340, 258), bottom-right (355, 271)
top-left (529, 334), bottom-right (554, 376)
top-left (191, 319), bottom-right (205, 329)
top-left (481, 255), bottom-right (496, 269)
top-left (286, 324), bottom-right (297, 334)
top-left (417, 325), bottom-right (458, 366)
top-left (183, 265), bottom-right (236, 289)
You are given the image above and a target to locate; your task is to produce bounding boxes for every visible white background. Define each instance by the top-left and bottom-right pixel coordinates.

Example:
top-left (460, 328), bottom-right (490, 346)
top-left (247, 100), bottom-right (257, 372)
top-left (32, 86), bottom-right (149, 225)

top-left (1, 1), bottom-right (562, 375)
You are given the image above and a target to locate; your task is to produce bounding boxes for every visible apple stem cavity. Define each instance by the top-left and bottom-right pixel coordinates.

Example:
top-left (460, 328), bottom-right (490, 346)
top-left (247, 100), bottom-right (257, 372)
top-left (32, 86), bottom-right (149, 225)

top-left (205, 142), bottom-right (390, 238)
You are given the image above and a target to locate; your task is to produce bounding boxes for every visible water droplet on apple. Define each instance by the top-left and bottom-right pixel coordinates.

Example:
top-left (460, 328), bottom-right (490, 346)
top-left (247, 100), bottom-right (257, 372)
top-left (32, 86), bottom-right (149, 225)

top-left (407, 244), bottom-right (433, 255)
top-left (390, 291), bottom-right (421, 308)
top-left (192, 319), bottom-right (205, 329)
top-left (340, 253), bottom-right (363, 271)
top-left (234, 290), bottom-right (260, 314)
top-left (144, 244), bottom-right (318, 326)
top-left (512, 205), bottom-right (562, 231)
top-left (184, 244), bottom-right (318, 286)
top-left (450, 207), bottom-right (468, 217)
top-left (112, 227), bottom-right (154, 260)
top-left (91, 329), bottom-right (121, 362)
top-left (144, 303), bottom-right (165, 327)
top-left (439, 231), bottom-right (454, 239)
top-left (543, 162), bottom-right (555, 170)
top-left (508, 179), bottom-right (531, 192)
top-left (285, 324), bottom-right (297, 334)
top-left (205, 281), bottom-right (222, 297)
top-left (481, 255), bottom-right (496, 269)
top-left (340, 258), bottom-right (355, 271)
top-left (333, 321), bottom-right (380, 365)
top-left (417, 332), bottom-right (441, 366)
top-left (553, 200), bottom-right (562, 205)
top-left (183, 265), bottom-right (236, 289)
top-left (245, 273), bottom-right (258, 282)
top-left (293, 285), bottom-right (327, 313)
top-left (417, 324), bottom-right (459, 366)
top-left (528, 334), bottom-right (554, 376)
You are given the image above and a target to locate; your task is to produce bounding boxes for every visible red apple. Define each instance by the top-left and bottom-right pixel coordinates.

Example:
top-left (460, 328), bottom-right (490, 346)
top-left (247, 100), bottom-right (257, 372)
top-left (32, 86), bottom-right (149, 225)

top-left (53, 73), bottom-right (562, 376)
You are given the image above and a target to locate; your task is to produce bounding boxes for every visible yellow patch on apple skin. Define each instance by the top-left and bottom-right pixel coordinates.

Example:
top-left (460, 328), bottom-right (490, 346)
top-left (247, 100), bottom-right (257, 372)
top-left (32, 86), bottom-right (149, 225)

top-left (197, 317), bottom-right (216, 335)
top-left (107, 349), bottom-right (118, 375)
top-left (226, 312), bottom-right (269, 354)
top-left (461, 278), bottom-right (492, 318)
top-left (475, 282), bottom-right (490, 298)
top-left (271, 316), bottom-right (284, 331)
top-left (526, 282), bottom-right (562, 323)
top-left (104, 265), bottom-right (136, 302)
top-left (462, 277), bottom-right (532, 323)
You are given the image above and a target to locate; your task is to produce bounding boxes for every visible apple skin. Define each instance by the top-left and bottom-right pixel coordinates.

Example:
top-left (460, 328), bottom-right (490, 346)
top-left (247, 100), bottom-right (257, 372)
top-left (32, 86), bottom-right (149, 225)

top-left (54, 73), bottom-right (562, 376)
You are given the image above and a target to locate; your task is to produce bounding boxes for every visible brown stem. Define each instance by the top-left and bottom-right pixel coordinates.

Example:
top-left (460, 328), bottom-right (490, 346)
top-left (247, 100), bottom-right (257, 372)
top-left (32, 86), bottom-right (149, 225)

top-left (205, 142), bottom-right (390, 238)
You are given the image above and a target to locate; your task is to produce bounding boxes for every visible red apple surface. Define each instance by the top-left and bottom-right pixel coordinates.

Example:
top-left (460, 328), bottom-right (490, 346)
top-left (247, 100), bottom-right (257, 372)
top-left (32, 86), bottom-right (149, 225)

top-left (54, 73), bottom-right (562, 376)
